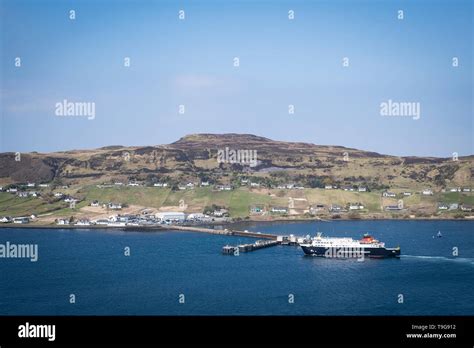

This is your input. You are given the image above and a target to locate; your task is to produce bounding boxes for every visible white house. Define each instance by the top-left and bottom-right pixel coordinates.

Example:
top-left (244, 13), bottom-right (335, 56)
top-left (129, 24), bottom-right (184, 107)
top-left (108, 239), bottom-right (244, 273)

top-left (7, 188), bottom-right (18, 193)
top-left (128, 182), bottom-right (140, 187)
top-left (271, 207), bottom-right (288, 213)
top-left (358, 187), bottom-right (367, 192)
top-left (95, 219), bottom-right (110, 225)
top-left (75, 219), bottom-right (91, 226)
top-left (349, 203), bottom-right (364, 210)
top-left (54, 192), bottom-right (64, 197)
top-left (310, 204), bottom-right (325, 213)
top-left (56, 218), bottom-right (70, 225)
top-left (27, 183), bottom-right (36, 187)
top-left (0, 216), bottom-right (12, 223)
top-left (213, 209), bottom-right (229, 217)
top-left (153, 182), bottom-right (168, 187)
top-left (186, 213), bottom-right (208, 221)
top-left (13, 217), bottom-right (30, 224)
top-left (17, 192), bottom-right (28, 198)
top-left (403, 192), bottom-right (412, 196)
top-left (437, 203), bottom-right (449, 210)
top-left (108, 203), bottom-right (122, 210)
top-left (329, 204), bottom-right (344, 212)
top-left (325, 185), bottom-right (333, 190)
top-left (385, 205), bottom-right (401, 211)
top-left (422, 189), bottom-right (433, 196)
top-left (200, 181), bottom-right (210, 187)
top-left (91, 200), bottom-right (100, 207)
top-left (38, 183), bottom-right (50, 188)
top-left (449, 203), bottom-right (459, 210)
top-left (186, 182), bottom-right (195, 189)
top-left (382, 191), bottom-right (396, 198)
top-left (462, 188), bottom-right (471, 192)
top-left (114, 182), bottom-right (124, 186)
top-left (250, 182), bottom-right (260, 187)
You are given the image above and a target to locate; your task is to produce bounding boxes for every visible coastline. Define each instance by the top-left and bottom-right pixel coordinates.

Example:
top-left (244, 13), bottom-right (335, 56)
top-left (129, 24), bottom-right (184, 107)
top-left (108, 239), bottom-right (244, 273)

top-left (1, 216), bottom-right (473, 231)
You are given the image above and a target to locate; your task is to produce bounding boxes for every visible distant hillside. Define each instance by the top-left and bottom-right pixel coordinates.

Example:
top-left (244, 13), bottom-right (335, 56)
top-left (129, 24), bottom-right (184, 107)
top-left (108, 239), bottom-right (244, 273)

top-left (0, 133), bottom-right (472, 189)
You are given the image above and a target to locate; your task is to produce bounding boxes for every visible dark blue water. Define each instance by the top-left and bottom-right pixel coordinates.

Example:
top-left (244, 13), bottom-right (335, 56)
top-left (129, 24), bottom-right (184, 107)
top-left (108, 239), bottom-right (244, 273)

top-left (0, 220), bottom-right (473, 315)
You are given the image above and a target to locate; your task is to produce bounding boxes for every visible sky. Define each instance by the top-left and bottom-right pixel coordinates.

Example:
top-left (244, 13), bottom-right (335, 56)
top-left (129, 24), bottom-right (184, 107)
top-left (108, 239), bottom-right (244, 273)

top-left (0, 0), bottom-right (472, 157)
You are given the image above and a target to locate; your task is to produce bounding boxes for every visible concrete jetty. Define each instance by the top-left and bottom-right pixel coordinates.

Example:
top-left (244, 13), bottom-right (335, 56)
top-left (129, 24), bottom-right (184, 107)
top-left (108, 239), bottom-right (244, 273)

top-left (222, 239), bottom-right (280, 255)
top-left (167, 225), bottom-right (277, 240)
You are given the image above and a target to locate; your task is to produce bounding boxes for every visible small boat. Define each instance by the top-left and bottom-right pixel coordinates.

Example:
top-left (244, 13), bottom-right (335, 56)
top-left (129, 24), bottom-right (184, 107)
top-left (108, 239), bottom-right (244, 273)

top-left (437, 231), bottom-right (442, 238)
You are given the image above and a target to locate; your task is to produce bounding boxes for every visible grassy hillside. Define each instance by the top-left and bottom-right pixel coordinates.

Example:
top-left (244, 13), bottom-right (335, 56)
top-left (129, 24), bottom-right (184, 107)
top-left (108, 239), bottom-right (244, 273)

top-left (0, 186), bottom-right (472, 221)
top-left (1, 134), bottom-right (471, 223)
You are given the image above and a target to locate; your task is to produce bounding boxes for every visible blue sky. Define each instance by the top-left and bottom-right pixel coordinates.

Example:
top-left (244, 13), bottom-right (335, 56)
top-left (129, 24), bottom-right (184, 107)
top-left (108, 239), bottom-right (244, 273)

top-left (1, 0), bottom-right (472, 156)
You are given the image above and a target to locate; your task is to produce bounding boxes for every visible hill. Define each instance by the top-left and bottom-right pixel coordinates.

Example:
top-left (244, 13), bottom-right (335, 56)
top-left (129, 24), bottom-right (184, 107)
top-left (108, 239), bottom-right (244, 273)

top-left (0, 133), bottom-right (471, 191)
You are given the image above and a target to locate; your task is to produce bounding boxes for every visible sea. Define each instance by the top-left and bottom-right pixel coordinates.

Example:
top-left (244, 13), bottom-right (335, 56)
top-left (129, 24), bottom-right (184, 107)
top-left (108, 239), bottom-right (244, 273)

top-left (0, 220), bottom-right (473, 315)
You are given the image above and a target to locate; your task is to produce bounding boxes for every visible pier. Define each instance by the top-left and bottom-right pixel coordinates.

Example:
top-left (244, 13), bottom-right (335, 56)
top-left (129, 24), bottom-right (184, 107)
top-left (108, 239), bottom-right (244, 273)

top-left (222, 239), bottom-right (280, 255)
top-left (166, 224), bottom-right (309, 255)
top-left (166, 225), bottom-right (277, 240)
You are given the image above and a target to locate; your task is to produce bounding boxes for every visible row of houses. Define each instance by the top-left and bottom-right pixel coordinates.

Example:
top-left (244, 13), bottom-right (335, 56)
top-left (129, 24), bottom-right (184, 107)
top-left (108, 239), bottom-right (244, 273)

top-left (438, 203), bottom-right (472, 212)
top-left (382, 189), bottom-right (436, 197)
top-left (324, 185), bottom-right (368, 192)
top-left (16, 191), bottom-right (40, 198)
top-left (276, 184), bottom-right (305, 190)
top-left (89, 200), bottom-right (122, 210)
top-left (1, 215), bottom-right (36, 224)
top-left (382, 191), bottom-right (412, 197)
top-left (1, 183), bottom-right (71, 191)
top-left (250, 202), bottom-right (366, 215)
top-left (384, 188), bottom-right (472, 197)
top-left (55, 209), bottom-right (231, 227)
top-left (448, 188), bottom-right (471, 192)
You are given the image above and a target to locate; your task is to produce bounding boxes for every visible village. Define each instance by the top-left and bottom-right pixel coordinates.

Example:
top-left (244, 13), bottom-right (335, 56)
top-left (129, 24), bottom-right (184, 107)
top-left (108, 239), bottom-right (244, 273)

top-left (0, 178), bottom-right (472, 226)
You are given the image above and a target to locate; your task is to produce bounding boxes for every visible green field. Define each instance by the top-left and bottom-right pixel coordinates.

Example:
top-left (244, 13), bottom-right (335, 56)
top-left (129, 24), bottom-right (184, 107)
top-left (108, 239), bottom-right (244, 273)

top-left (0, 193), bottom-right (67, 216)
top-left (79, 186), bottom-right (171, 207)
top-left (0, 187), bottom-right (472, 219)
top-left (304, 189), bottom-right (382, 211)
top-left (437, 192), bottom-right (474, 205)
top-left (229, 188), bottom-right (285, 217)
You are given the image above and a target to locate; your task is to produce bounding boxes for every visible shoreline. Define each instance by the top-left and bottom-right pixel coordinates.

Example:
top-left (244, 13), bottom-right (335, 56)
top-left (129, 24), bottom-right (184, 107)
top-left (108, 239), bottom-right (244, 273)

top-left (0, 217), bottom-right (473, 231)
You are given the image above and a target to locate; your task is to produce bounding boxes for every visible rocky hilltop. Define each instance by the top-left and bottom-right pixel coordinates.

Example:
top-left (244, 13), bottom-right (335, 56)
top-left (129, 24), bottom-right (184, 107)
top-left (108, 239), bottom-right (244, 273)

top-left (0, 133), bottom-right (472, 189)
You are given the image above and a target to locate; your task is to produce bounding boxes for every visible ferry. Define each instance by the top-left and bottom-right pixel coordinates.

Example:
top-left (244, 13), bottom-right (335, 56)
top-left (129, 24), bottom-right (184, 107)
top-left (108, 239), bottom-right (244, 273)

top-left (300, 232), bottom-right (401, 259)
